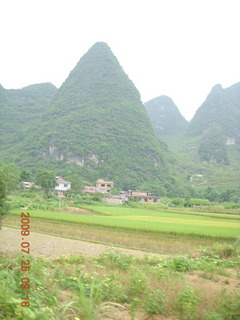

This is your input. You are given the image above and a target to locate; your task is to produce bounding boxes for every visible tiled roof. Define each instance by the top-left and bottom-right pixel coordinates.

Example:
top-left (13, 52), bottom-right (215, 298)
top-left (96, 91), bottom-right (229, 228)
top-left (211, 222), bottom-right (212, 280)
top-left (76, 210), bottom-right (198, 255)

top-left (56, 176), bottom-right (71, 184)
top-left (96, 179), bottom-right (114, 184)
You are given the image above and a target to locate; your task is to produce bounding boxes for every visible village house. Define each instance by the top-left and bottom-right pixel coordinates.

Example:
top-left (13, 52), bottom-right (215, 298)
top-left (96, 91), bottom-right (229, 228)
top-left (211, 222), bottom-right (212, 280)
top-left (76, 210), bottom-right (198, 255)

top-left (55, 176), bottom-right (71, 197)
top-left (82, 181), bottom-right (160, 204)
top-left (96, 179), bottom-right (114, 193)
top-left (128, 190), bottom-right (153, 197)
top-left (102, 192), bottom-right (127, 205)
top-left (126, 190), bottom-right (160, 204)
top-left (82, 186), bottom-right (96, 193)
top-left (83, 179), bottom-right (114, 194)
top-left (102, 190), bottom-right (160, 205)
top-left (22, 181), bottom-right (36, 190)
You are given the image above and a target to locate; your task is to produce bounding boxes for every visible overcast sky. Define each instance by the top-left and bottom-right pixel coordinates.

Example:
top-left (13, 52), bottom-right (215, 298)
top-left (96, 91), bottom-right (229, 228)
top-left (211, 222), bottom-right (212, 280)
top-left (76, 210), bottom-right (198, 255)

top-left (0, 0), bottom-right (239, 120)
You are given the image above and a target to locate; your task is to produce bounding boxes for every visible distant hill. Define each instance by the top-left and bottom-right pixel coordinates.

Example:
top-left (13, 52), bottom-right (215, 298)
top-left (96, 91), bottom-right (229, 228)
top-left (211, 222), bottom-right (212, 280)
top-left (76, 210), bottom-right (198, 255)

top-left (187, 83), bottom-right (240, 144)
top-left (0, 83), bottom-right (57, 152)
top-left (1, 43), bottom-right (239, 195)
top-left (5, 42), bottom-right (174, 191)
top-left (198, 123), bottom-right (229, 164)
top-left (144, 95), bottom-right (188, 139)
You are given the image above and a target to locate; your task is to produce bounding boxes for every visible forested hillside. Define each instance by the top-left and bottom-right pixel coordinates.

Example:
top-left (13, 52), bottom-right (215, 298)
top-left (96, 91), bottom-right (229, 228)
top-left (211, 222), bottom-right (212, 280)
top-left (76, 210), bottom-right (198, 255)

top-left (1, 42), bottom-right (239, 197)
top-left (144, 83), bottom-right (240, 198)
top-left (0, 83), bottom-right (57, 153)
top-left (0, 42), bottom-right (179, 192)
top-left (187, 83), bottom-right (240, 143)
top-left (144, 95), bottom-right (188, 139)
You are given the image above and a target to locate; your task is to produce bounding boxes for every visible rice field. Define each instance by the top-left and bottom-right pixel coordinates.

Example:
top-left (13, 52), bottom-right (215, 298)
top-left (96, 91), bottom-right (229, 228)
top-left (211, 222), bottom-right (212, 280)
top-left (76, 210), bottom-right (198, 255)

top-left (12, 206), bottom-right (240, 240)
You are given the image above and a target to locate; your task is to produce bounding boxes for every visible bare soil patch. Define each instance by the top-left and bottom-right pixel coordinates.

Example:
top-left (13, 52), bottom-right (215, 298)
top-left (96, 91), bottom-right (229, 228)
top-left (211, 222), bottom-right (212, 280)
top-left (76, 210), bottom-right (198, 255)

top-left (55, 206), bottom-right (105, 215)
top-left (0, 226), bottom-right (168, 259)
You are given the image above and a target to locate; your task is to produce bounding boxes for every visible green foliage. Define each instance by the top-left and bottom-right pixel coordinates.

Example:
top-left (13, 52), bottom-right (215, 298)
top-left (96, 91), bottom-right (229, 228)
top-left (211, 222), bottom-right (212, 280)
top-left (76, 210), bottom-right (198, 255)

top-left (0, 163), bottom-right (21, 225)
top-left (187, 84), bottom-right (240, 140)
top-left (199, 123), bottom-right (229, 164)
top-left (101, 272), bottom-right (127, 302)
top-left (168, 256), bottom-right (194, 272)
top-left (175, 287), bottom-right (200, 320)
top-left (35, 169), bottom-right (56, 197)
top-left (96, 249), bottom-right (133, 272)
top-left (1, 248), bottom-right (240, 319)
top-left (144, 95), bottom-right (188, 138)
top-left (0, 169), bottom-right (8, 225)
top-left (200, 242), bottom-right (239, 259)
top-left (0, 83), bottom-right (57, 153)
top-left (144, 289), bottom-right (168, 315)
top-left (203, 311), bottom-right (224, 320)
top-left (126, 268), bottom-right (148, 304)
top-left (20, 169), bottom-right (32, 181)
top-left (219, 289), bottom-right (240, 320)
top-left (0, 42), bottom-right (176, 193)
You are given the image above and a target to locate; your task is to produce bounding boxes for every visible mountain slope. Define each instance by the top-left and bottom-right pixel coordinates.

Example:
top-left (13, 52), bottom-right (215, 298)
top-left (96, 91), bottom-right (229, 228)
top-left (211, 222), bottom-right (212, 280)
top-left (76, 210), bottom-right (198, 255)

top-left (14, 42), bottom-right (174, 190)
top-left (0, 83), bottom-right (57, 151)
top-left (187, 83), bottom-right (240, 144)
top-left (144, 95), bottom-right (188, 139)
top-left (155, 83), bottom-right (240, 193)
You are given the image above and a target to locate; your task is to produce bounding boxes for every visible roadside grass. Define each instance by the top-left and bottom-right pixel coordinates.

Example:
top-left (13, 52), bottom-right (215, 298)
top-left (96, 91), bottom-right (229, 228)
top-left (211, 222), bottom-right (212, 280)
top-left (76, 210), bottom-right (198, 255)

top-left (10, 206), bottom-right (240, 240)
top-left (1, 248), bottom-right (239, 320)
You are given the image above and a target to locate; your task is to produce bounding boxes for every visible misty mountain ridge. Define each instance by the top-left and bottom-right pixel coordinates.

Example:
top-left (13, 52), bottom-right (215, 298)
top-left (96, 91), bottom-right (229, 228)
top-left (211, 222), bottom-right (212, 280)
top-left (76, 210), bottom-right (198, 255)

top-left (144, 95), bottom-right (188, 139)
top-left (1, 42), bottom-right (175, 191)
top-left (0, 41), bottom-right (239, 193)
top-left (0, 82), bottom-right (57, 151)
top-left (187, 82), bottom-right (240, 144)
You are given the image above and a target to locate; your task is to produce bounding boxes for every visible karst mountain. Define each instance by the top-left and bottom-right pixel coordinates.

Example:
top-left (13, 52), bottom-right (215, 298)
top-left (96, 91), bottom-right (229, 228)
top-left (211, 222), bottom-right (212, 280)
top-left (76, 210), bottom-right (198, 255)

top-left (1, 42), bottom-right (173, 190)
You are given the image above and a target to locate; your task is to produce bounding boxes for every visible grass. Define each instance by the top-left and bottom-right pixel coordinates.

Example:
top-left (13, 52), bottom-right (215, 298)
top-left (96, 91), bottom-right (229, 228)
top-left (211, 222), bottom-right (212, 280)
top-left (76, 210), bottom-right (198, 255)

top-left (10, 205), bottom-right (240, 240)
top-left (1, 249), bottom-right (240, 320)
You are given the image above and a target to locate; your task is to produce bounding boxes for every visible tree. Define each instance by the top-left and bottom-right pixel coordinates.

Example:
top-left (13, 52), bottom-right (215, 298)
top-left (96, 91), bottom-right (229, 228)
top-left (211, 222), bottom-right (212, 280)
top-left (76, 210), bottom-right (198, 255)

top-left (20, 169), bottom-right (31, 181)
top-left (35, 169), bottom-right (56, 197)
top-left (0, 169), bottom-right (8, 227)
top-left (0, 163), bottom-right (20, 227)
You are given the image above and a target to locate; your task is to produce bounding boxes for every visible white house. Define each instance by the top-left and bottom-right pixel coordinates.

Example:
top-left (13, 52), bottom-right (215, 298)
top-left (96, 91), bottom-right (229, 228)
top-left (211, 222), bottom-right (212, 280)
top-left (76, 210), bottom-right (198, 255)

top-left (55, 176), bottom-right (71, 197)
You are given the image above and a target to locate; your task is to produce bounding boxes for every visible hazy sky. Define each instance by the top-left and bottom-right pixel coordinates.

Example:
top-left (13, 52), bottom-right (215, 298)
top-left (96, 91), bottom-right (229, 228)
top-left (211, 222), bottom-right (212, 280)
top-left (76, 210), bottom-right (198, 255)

top-left (0, 0), bottom-right (239, 120)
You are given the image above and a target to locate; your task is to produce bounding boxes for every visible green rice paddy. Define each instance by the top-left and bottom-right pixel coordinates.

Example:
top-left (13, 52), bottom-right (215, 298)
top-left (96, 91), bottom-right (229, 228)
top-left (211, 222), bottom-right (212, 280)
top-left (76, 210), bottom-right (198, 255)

top-left (13, 205), bottom-right (240, 240)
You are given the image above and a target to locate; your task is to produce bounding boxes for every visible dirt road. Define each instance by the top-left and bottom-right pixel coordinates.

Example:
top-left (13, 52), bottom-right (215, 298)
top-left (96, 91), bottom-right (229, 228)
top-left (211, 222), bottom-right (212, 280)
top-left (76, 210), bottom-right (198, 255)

top-left (0, 227), bottom-right (167, 259)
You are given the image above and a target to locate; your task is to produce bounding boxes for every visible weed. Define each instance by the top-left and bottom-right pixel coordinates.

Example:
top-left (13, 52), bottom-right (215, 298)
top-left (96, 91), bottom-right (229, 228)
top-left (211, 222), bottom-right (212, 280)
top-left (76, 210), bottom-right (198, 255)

top-left (129, 297), bottom-right (141, 320)
top-left (200, 243), bottom-right (239, 259)
top-left (76, 277), bottom-right (125, 320)
top-left (144, 289), bottom-right (168, 315)
top-left (101, 272), bottom-right (127, 302)
top-left (96, 249), bottom-right (133, 271)
top-left (175, 286), bottom-right (200, 320)
top-left (169, 256), bottom-right (194, 272)
top-left (203, 311), bottom-right (224, 320)
top-left (127, 269), bottom-right (148, 301)
top-left (219, 289), bottom-right (240, 320)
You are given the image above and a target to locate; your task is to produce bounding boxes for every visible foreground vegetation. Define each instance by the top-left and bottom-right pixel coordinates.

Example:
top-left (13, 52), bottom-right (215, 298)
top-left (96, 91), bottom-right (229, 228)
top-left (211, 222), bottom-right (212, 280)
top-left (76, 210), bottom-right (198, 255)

top-left (2, 191), bottom-right (240, 319)
top-left (1, 244), bottom-right (240, 320)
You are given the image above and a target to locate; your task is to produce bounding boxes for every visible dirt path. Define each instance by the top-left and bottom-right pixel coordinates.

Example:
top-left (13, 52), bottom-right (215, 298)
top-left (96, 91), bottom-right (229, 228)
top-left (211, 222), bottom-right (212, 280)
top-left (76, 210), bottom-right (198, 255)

top-left (0, 227), bottom-right (168, 259)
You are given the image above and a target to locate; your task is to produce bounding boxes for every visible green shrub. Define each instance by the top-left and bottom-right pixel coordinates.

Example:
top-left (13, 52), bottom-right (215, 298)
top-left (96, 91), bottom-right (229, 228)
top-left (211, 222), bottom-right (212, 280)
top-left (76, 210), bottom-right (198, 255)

top-left (101, 272), bottom-right (127, 302)
top-left (219, 289), bottom-right (240, 320)
top-left (96, 249), bottom-right (133, 271)
top-left (144, 289), bottom-right (168, 315)
top-left (127, 269), bottom-right (148, 301)
top-left (169, 256), bottom-right (194, 272)
top-left (203, 311), bottom-right (224, 320)
top-left (201, 243), bottom-right (238, 259)
top-left (175, 286), bottom-right (200, 320)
